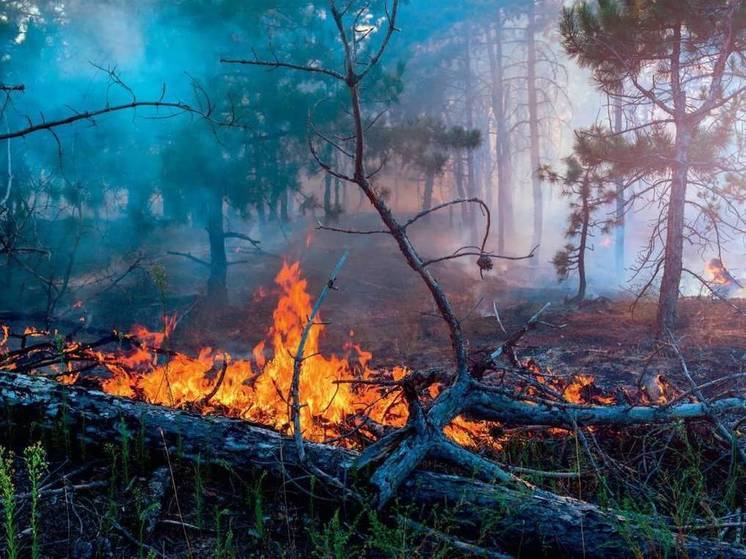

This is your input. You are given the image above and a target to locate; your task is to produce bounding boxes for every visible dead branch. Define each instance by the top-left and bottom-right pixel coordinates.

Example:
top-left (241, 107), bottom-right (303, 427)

top-left (0, 100), bottom-right (204, 142)
top-left (197, 356), bottom-right (228, 408)
top-left (223, 231), bottom-right (261, 249)
top-left (167, 251), bottom-right (211, 268)
top-left (291, 250), bottom-right (349, 462)
top-left (667, 331), bottom-right (746, 462)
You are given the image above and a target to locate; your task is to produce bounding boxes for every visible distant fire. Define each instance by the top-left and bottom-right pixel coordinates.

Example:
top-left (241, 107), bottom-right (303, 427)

top-left (705, 258), bottom-right (742, 297)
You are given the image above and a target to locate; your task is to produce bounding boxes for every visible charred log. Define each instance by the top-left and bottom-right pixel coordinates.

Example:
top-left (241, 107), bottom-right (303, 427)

top-left (1, 373), bottom-right (744, 559)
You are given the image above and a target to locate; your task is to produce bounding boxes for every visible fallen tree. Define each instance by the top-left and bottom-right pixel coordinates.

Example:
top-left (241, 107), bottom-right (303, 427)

top-left (1, 372), bottom-right (744, 558)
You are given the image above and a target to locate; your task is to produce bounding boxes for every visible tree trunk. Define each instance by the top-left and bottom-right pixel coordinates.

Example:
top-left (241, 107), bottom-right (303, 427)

top-left (656, 125), bottom-right (690, 336)
top-left (454, 155), bottom-right (468, 225)
top-left (464, 30), bottom-right (479, 243)
top-left (255, 200), bottom-right (267, 224)
top-left (323, 172), bottom-right (333, 217)
top-left (481, 119), bottom-right (493, 210)
top-left (527, 1), bottom-right (542, 262)
top-left (575, 180), bottom-right (590, 303)
top-left (422, 169), bottom-right (435, 211)
top-left (1, 373), bottom-right (743, 559)
top-left (280, 188), bottom-right (290, 222)
top-left (613, 96), bottom-right (625, 278)
top-left (268, 193), bottom-right (279, 222)
top-left (656, 25), bottom-right (689, 337)
top-left (207, 188), bottom-right (228, 305)
top-left (487, 16), bottom-right (514, 255)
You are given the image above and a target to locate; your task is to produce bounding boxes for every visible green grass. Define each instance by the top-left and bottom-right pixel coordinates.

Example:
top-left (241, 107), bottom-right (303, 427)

top-left (23, 442), bottom-right (48, 559)
top-left (0, 446), bottom-right (18, 559)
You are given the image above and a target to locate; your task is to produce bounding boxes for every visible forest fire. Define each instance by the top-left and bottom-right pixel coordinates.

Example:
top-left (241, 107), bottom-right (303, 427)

top-left (5, 0), bottom-right (746, 555)
top-left (0, 261), bottom-right (624, 449)
top-left (96, 261), bottom-right (409, 442)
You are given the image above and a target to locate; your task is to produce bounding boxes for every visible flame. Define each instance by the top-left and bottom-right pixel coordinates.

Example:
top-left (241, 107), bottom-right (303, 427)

top-left (23, 326), bottom-right (49, 337)
top-left (641, 373), bottom-right (669, 405)
top-left (97, 261), bottom-right (407, 442)
top-left (706, 258), bottom-right (734, 286)
top-left (3, 262), bottom-right (626, 451)
top-left (562, 374), bottom-right (616, 406)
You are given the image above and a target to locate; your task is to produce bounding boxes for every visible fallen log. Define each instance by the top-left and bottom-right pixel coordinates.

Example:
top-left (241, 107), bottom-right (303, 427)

top-left (466, 389), bottom-right (746, 426)
top-left (0, 372), bottom-right (744, 559)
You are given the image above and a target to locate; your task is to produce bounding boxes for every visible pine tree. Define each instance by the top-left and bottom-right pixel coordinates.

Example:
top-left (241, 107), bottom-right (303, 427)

top-left (540, 139), bottom-right (618, 303)
top-left (561, 0), bottom-right (746, 335)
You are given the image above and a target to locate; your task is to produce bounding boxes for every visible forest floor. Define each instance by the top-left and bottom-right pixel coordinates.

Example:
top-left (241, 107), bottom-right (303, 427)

top-left (1, 215), bottom-right (745, 557)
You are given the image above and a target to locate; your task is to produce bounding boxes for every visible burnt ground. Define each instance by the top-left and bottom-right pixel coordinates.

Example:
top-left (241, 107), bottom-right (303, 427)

top-left (1, 214), bottom-right (745, 557)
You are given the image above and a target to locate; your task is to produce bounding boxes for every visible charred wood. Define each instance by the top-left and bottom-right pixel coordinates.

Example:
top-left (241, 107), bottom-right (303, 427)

top-left (1, 373), bottom-right (744, 558)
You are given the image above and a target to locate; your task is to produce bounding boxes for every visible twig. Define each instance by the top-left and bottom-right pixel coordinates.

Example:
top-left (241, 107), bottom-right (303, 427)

top-left (290, 250), bottom-right (350, 462)
top-left (167, 251), bottom-right (211, 268)
top-left (159, 428), bottom-right (193, 559)
top-left (198, 355), bottom-right (228, 407)
top-left (489, 303), bottom-right (551, 363)
top-left (667, 331), bottom-right (746, 463)
top-left (492, 301), bottom-right (507, 334)
top-left (401, 517), bottom-right (512, 559)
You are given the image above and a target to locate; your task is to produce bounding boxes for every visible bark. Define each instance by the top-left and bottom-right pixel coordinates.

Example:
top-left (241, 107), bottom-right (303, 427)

top-left (465, 390), bottom-right (746, 427)
top-left (527, 1), bottom-right (542, 262)
top-left (655, 127), bottom-right (689, 336)
top-left (574, 179), bottom-right (590, 303)
top-left (487, 16), bottom-right (514, 254)
top-left (1, 373), bottom-right (744, 559)
top-left (656, 25), bottom-right (689, 337)
top-left (206, 188), bottom-right (228, 304)
top-left (613, 97), bottom-right (625, 278)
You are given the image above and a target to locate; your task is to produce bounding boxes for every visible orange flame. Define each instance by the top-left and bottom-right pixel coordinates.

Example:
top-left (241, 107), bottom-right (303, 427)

top-left (1, 270), bottom-right (632, 453)
top-left (563, 374), bottom-right (616, 406)
top-left (706, 258), bottom-right (734, 286)
top-left (98, 261), bottom-right (407, 442)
